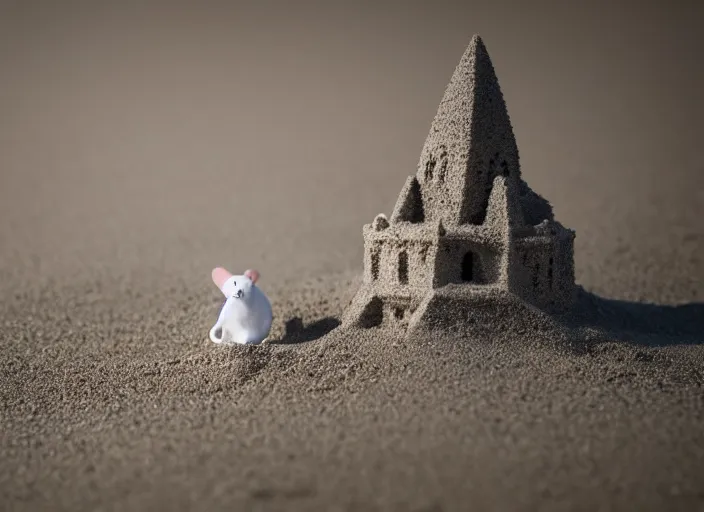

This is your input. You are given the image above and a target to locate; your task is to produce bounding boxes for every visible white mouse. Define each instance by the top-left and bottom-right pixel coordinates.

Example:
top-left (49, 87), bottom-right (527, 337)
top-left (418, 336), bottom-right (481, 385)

top-left (209, 267), bottom-right (273, 345)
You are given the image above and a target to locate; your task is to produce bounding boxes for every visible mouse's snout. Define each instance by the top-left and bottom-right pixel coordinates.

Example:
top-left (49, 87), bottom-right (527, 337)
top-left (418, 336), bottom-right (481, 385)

top-left (234, 289), bottom-right (244, 299)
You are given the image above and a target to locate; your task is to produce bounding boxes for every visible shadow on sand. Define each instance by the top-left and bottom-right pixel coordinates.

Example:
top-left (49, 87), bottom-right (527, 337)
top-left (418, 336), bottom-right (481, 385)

top-left (270, 317), bottom-right (342, 345)
top-left (264, 288), bottom-right (703, 348)
top-left (566, 289), bottom-right (704, 347)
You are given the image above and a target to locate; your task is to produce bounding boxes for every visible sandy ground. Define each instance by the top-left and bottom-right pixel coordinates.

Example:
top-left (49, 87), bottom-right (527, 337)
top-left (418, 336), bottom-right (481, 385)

top-left (1, 2), bottom-right (704, 511)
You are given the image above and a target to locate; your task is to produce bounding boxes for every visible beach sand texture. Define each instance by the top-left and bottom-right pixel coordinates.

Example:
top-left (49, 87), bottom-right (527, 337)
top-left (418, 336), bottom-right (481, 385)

top-left (1, 2), bottom-right (704, 511)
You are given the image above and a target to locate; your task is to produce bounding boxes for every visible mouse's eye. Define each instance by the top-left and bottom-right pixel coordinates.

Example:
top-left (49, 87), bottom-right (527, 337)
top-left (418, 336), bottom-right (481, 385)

top-left (232, 281), bottom-right (236, 286)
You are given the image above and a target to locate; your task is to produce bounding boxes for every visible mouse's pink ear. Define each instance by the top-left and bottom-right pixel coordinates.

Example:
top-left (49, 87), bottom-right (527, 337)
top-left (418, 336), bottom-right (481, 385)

top-left (244, 269), bottom-right (260, 284)
top-left (211, 267), bottom-right (233, 291)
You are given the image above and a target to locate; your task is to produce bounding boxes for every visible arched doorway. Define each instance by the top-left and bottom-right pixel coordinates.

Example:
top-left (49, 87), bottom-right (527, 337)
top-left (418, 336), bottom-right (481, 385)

top-left (461, 252), bottom-right (475, 282)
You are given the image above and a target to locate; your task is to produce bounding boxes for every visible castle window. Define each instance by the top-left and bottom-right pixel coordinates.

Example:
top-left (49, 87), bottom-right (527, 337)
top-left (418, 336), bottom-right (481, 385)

top-left (420, 245), bottom-right (428, 264)
top-left (438, 149), bottom-right (448, 182)
top-left (533, 264), bottom-right (540, 290)
top-left (371, 251), bottom-right (380, 280)
top-left (424, 158), bottom-right (436, 181)
top-left (438, 159), bottom-right (448, 182)
top-left (394, 307), bottom-right (404, 320)
top-left (398, 250), bottom-right (409, 284)
top-left (548, 257), bottom-right (554, 289)
top-left (461, 252), bottom-right (475, 282)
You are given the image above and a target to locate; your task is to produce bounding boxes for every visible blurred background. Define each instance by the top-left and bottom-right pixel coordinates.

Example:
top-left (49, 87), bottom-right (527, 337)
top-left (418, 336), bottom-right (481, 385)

top-left (1, 0), bottom-right (702, 302)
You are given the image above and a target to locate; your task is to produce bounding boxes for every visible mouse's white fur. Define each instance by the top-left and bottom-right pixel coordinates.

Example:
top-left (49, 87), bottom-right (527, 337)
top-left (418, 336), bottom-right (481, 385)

top-left (209, 274), bottom-right (273, 345)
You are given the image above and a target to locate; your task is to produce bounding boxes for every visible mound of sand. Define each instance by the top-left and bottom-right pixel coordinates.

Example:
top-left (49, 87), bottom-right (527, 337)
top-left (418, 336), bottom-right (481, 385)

top-left (2, 271), bottom-right (703, 511)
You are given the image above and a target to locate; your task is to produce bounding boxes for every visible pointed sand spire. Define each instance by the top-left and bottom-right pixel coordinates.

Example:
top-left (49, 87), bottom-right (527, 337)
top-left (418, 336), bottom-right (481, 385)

top-left (485, 176), bottom-right (524, 235)
top-left (391, 176), bottom-right (425, 223)
top-left (416, 34), bottom-right (520, 226)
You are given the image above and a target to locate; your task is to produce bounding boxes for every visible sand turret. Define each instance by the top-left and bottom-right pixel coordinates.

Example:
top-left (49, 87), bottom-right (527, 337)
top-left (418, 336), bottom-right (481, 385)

top-left (342, 35), bottom-right (576, 334)
top-left (414, 35), bottom-right (520, 227)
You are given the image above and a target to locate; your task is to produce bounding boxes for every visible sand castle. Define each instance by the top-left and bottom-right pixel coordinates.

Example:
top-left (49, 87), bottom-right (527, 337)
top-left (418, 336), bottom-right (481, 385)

top-left (342, 35), bottom-right (577, 334)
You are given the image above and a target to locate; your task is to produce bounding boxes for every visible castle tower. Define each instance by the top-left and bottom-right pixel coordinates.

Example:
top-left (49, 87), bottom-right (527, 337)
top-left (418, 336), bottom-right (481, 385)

top-left (412, 34), bottom-right (520, 227)
top-left (342, 35), bottom-right (576, 334)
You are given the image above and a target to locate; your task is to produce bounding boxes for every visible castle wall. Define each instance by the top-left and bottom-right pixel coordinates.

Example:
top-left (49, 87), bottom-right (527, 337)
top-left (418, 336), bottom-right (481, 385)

top-left (513, 233), bottom-right (575, 311)
top-left (551, 232), bottom-right (576, 309)
top-left (352, 233), bottom-right (443, 329)
top-left (433, 237), bottom-right (502, 287)
top-left (363, 236), bottom-right (437, 289)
